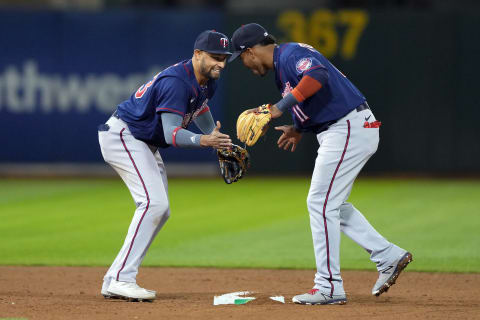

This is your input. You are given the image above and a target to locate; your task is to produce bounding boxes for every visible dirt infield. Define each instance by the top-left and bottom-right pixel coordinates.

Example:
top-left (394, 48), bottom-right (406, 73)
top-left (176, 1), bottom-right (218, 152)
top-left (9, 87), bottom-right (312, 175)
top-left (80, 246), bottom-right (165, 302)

top-left (0, 267), bottom-right (479, 320)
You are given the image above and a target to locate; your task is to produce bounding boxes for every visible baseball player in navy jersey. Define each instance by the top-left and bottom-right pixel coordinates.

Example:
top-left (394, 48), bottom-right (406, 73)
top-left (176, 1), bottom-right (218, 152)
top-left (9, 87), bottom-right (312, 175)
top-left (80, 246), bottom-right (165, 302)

top-left (98, 30), bottom-right (232, 301)
top-left (230, 23), bottom-right (412, 305)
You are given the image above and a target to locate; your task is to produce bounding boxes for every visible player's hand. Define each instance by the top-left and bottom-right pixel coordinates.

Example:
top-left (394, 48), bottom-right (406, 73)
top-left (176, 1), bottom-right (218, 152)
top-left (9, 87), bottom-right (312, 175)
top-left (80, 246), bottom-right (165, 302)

top-left (245, 104), bottom-right (282, 119)
top-left (275, 125), bottom-right (302, 152)
top-left (200, 121), bottom-right (232, 149)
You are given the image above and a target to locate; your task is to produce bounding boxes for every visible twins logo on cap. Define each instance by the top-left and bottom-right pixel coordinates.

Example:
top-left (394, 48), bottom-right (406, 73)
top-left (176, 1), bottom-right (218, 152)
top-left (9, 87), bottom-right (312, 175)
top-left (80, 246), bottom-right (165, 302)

top-left (296, 58), bottom-right (312, 73)
top-left (220, 38), bottom-right (229, 48)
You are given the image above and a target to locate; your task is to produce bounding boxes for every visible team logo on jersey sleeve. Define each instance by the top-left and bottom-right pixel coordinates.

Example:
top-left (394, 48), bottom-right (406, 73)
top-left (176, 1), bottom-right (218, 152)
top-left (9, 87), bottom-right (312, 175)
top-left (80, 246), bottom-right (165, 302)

top-left (295, 58), bottom-right (312, 73)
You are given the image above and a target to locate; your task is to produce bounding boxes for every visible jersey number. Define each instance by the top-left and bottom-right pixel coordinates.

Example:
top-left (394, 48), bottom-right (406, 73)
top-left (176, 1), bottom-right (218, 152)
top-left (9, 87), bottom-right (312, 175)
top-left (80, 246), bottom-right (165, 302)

top-left (135, 72), bottom-right (161, 99)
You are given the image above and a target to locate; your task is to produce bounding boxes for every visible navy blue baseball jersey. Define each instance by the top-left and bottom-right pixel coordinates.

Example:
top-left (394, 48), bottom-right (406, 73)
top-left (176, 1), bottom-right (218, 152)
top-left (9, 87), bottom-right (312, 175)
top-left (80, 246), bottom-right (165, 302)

top-left (117, 59), bottom-right (216, 147)
top-left (273, 43), bottom-right (365, 132)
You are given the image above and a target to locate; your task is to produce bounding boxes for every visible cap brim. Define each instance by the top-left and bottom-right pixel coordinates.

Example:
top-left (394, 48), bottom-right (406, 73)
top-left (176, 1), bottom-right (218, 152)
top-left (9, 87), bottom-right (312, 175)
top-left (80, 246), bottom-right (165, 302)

top-left (228, 51), bottom-right (242, 62)
top-left (205, 50), bottom-right (232, 55)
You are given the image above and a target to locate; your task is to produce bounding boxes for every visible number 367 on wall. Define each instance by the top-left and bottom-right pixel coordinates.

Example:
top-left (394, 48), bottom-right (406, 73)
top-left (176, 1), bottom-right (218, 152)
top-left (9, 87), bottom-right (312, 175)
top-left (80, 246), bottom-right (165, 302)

top-left (277, 10), bottom-right (369, 60)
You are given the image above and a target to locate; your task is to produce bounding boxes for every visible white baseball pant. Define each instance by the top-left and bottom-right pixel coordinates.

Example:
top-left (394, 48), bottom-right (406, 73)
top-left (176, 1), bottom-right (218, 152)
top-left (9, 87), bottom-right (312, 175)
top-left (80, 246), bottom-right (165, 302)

top-left (307, 108), bottom-right (406, 296)
top-left (98, 116), bottom-right (170, 285)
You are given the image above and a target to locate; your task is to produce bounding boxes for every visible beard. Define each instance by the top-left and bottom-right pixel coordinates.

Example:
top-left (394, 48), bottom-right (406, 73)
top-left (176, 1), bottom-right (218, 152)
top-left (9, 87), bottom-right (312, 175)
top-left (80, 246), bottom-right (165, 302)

top-left (208, 69), bottom-right (221, 79)
top-left (200, 62), bottom-right (221, 80)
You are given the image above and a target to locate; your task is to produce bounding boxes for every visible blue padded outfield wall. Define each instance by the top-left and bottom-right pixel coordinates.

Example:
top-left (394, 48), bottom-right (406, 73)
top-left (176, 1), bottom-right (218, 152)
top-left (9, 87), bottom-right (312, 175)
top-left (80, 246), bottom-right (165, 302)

top-left (0, 10), bottom-right (224, 164)
top-left (1, 9), bottom-right (479, 174)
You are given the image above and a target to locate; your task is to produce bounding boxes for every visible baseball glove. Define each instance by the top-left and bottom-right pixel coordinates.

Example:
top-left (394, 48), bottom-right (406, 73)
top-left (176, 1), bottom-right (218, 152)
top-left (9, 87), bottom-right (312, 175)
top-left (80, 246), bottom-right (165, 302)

top-left (236, 104), bottom-right (272, 146)
top-left (217, 144), bottom-right (250, 184)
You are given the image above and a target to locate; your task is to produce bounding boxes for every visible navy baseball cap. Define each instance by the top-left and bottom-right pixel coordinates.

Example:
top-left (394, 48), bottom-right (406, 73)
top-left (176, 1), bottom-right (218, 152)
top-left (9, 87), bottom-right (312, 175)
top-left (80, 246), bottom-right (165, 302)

top-left (229, 23), bottom-right (270, 62)
top-left (194, 30), bottom-right (232, 56)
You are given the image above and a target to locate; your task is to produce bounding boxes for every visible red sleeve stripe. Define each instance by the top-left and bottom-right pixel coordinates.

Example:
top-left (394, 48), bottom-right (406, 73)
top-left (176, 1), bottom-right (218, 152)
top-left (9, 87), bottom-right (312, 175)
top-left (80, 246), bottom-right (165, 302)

top-left (197, 106), bottom-right (210, 116)
top-left (172, 127), bottom-right (182, 147)
top-left (291, 88), bottom-right (305, 102)
top-left (291, 75), bottom-right (323, 103)
top-left (156, 107), bottom-right (185, 116)
top-left (303, 65), bottom-right (324, 74)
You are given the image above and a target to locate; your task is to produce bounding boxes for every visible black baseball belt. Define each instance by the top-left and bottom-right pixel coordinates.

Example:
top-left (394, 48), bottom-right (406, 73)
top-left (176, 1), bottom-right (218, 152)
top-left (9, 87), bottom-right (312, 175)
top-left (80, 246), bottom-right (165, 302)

top-left (355, 101), bottom-right (370, 112)
top-left (98, 109), bottom-right (120, 131)
top-left (311, 101), bottom-right (371, 134)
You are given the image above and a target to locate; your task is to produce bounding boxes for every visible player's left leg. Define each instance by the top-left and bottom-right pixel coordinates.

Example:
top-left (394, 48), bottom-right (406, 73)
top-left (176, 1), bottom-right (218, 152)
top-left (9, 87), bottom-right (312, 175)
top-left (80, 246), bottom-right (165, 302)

top-left (338, 109), bottom-right (412, 296)
top-left (340, 202), bottom-right (406, 269)
top-left (339, 202), bottom-right (411, 296)
top-left (336, 109), bottom-right (406, 267)
top-left (138, 148), bottom-right (171, 261)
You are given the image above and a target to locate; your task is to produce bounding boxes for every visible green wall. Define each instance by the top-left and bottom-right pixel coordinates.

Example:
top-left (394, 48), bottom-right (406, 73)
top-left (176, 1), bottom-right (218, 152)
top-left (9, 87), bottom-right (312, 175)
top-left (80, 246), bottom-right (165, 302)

top-left (222, 10), bottom-right (480, 174)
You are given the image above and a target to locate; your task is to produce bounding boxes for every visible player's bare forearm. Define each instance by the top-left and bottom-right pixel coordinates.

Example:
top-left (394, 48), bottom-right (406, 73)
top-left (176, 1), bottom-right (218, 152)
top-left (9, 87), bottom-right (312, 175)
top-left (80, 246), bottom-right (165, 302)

top-left (269, 104), bottom-right (283, 119)
top-left (200, 121), bottom-right (232, 149)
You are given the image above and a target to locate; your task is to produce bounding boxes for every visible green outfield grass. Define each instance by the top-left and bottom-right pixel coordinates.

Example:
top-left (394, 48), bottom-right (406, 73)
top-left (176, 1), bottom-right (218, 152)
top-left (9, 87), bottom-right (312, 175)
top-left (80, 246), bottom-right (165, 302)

top-left (0, 177), bottom-right (479, 273)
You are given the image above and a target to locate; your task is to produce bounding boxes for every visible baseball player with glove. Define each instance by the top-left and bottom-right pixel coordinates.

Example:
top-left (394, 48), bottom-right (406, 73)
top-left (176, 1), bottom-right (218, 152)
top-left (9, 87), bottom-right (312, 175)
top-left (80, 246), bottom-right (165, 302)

top-left (98, 30), bottom-right (247, 302)
top-left (231, 23), bottom-right (412, 305)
